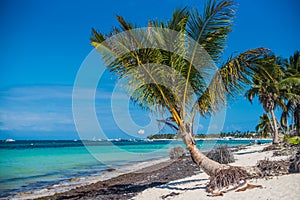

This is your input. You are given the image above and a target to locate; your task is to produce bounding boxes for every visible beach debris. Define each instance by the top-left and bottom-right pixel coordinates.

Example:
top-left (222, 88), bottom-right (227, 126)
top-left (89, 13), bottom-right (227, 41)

top-left (105, 168), bottom-right (116, 172)
top-left (289, 146), bottom-right (300, 173)
top-left (273, 150), bottom-right (289, 157)
top-left (69, 177), bottom-right (81, 182)
top-left (272, 144), bottom-right (299, 157)
top-left (206, 145), bottom-right (235, 164)
top-left (209, 190), bottom-right (226, 197)
top-left (207, 166), bottom-right (250, 193)
top-left (262, 144), bottom-right (282, 152)
top-left (169, 146), bottom-right (186, 160)
top-left (256, 158), bottom-right (289, 177)
top-left (230, 145), bottom-right (247, 152)
top-left (235, 183), bottom-right (263, 192)
top-left (161, 192), bottom-right (180, 199)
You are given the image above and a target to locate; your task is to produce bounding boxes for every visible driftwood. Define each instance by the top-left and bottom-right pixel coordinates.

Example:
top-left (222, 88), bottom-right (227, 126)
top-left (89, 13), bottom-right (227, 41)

top-left (235, 183), bottom-right (263, 192)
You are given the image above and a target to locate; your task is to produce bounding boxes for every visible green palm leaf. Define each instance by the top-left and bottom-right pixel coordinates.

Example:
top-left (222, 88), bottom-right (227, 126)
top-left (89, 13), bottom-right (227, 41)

top-left (91, 0), bottom-right (270, 132)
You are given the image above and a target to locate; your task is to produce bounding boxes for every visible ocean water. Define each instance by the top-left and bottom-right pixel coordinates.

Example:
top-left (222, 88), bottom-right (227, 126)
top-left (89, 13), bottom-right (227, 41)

top-left (0, 139), bottom-right (272, 197)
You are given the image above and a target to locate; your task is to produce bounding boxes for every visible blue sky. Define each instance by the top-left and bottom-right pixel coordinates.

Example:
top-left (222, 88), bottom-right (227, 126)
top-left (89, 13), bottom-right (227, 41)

top-left (0, 0), bottom-right (299, 140)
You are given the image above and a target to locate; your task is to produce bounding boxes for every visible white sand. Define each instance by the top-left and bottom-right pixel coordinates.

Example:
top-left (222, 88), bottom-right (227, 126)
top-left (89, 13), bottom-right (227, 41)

top-left (133, 144), bottom-right (300, 200)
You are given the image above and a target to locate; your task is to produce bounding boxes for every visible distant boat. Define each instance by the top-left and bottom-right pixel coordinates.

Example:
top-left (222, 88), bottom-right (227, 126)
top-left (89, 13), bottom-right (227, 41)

top-left (223, 137), bottom-right (233, 141)
top-left (5, 138), bottom-right (15, 142)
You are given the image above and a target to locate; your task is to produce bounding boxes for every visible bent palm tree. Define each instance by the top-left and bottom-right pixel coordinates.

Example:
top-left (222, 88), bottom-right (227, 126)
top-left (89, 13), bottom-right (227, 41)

top-left (91, 0), bottom-right (269, 191)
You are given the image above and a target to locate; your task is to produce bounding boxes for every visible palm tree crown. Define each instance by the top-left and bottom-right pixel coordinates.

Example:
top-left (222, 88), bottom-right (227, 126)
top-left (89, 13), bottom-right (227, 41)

top-left (91, 0), bottom-right (269, 138)
top-left (90, 0), bottom-right (272, 190)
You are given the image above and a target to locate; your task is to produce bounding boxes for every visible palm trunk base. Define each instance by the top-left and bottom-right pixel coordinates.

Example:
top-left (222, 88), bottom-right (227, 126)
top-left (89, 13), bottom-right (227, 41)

top-left (207, 166), bottom-right (249, 193)
top-left (187, 144), bottom-right (262, 193)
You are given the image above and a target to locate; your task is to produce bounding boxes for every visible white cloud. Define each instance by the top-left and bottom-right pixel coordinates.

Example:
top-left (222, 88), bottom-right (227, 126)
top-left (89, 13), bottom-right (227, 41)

top-left (0, 86), bottom-right (83, 132)
top-left (0, 86), bottom-right (72, 101)
top-left (0, 111), bottom-right (74, 131)
top-left (0, 85), bottom-right (136, 134)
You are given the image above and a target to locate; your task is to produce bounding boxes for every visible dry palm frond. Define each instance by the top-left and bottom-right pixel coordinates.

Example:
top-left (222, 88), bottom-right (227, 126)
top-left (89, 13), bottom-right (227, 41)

top-left (169, 146), bottom-right (186, 160)
top-left (262, 144), bottom-right (281, 152)
top-left (256, 158), bottom-right (289, 177)
top-left (206, 145), bottom-right (235, 164)
top-left (289, 146), bottom-right (300, 173)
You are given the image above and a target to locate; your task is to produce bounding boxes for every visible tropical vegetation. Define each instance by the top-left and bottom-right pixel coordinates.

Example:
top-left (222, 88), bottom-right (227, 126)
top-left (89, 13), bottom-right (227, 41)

top-left (147, 133), bottom-right (176, 140)
top-left (247, 51), bottom-right (300, 144)
top-left (147, 131), bottom-right (260, 139)
top-left (245, 56), bottom-right (285, 144)
top-left (280, 51), bottom-right (300, 136)
top-left (90, 0), bottom-right (289, 191)
top-left (255, 113), bottom-right (272, 138)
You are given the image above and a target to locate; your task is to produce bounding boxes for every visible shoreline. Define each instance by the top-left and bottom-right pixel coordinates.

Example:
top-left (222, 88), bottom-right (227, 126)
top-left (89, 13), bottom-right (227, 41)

top-left (8, 142), bottom-right (284, 200)
top-left (7, 157), bottom-right (170, 200)
top-left (36, 156), bottom-right (200, 200)
top-left (1, 139), bottom-right (273, 199)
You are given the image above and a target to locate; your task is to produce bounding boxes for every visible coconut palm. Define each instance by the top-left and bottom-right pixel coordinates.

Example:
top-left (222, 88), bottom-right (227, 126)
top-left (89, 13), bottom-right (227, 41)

top-left (256, 113), bottom-right (272, 138)
top-left (90, 0), bottom-right (269, 191)
top-left (246, 56), bottom-right (286, 144)
top-left (280, 51), bottom-right (300, 136)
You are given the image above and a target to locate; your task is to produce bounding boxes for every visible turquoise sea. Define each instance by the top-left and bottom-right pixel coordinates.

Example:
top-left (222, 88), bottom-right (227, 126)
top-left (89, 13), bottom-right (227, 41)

top-left (0, 139), bottom-right (272, 197)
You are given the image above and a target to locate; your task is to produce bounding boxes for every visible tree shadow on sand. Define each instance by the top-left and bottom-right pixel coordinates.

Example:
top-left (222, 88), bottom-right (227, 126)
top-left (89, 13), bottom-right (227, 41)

top-left (157, 178), bottom-right (208, 191)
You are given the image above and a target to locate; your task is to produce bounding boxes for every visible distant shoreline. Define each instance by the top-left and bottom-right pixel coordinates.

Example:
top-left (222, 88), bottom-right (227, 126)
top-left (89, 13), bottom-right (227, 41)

top-left (1, 137), bottom-right (273, 142)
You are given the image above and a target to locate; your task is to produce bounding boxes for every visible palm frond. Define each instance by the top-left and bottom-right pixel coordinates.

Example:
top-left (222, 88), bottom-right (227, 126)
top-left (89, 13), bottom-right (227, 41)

top-left (90, 0), bottom-right (274, 132)
top-left (220, 48), bottom-right (271, 97)
top-left (187, 0), bottom-right (235, 62)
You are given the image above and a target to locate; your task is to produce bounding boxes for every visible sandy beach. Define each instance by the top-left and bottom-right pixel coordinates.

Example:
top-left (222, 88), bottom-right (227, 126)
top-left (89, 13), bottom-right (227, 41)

top-left (134, 144), bottom-right (300, 200)
top-left (2, 0), bottom-right (299, 200)
top-left (9, 143), bottom-right (299, 200)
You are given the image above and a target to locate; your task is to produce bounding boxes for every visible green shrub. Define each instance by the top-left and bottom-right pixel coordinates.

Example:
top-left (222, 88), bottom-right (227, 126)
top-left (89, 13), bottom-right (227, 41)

top-left (288, 136), bottom-right (300, 145)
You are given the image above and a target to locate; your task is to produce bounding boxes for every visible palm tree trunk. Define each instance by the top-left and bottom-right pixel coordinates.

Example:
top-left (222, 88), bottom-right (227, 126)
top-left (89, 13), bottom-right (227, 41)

top-left (270, 109), bottom-right (279, 144)
top-left (178, 128), bottom-right (262, 193)
top-left (188, 142), bottom-right (225, 176)
top-left (266, 113), bottom-right (275, 137)
top-left (180, 131), bottom-right (224, 176)
top-left (295, 105), bottom-right (300, 136)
